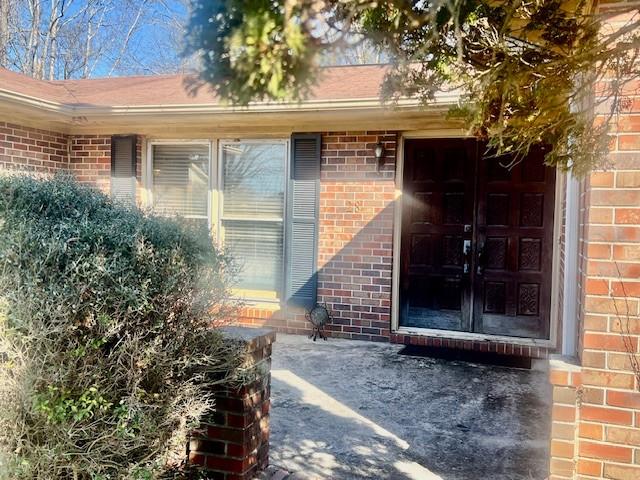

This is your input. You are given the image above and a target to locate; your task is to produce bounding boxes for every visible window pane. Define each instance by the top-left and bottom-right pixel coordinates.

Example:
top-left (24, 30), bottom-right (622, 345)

top-left (152, 144), bottom-right (209, 218)
top-left (222, 144), bottom-right (285, 219)
top-left (221, 143), bottom-right (286, 295)
top-left (223, 220), bottom-right (283, 292)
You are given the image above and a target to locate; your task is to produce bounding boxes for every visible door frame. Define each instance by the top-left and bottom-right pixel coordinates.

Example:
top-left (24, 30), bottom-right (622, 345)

top-left (391, 130), bottom-right (565, 348)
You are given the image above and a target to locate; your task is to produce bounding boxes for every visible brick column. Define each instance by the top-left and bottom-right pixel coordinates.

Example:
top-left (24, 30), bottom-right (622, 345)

top-left (574, 160), bottom-right (640, 479)
top-left (189, 327), bottom-right (275, 480)
top-left (549, 357), bottom-right (582, 479)
top-left (547, 4), bottom-right (640, 479)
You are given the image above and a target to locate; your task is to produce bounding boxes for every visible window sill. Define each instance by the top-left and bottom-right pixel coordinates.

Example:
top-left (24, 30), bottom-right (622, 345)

top-left (231, 288), bottom-right (282, 308)
top-left (238, 300), bottom-right (283, 311)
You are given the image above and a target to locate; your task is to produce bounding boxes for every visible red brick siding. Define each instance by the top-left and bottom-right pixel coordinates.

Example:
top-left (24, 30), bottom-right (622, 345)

top-left (548, 3), bottom-right (640, 478)
top-left (0, 122), bottom-right (68, 174)
top-left (0, 126), bottom-right (143, 198)
top-left (574, 1), bottom-right (640, 474)
top-left (235, 305), bottom-right (309, 336)
top-left (572, 161), bottom-right (640, 478)
top-left (548, 362), bottom-right (581, 480)
top-left (69, 135), bottom-right (111, 193)
top-left (189, 330), bottom-right (274, 479)
top-left (317, 131), bottom-right (396, 341)
top-left (69, 134), bottom-right (143, 200)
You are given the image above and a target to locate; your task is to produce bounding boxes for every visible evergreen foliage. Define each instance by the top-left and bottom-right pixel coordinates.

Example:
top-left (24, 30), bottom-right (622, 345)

top-left (0, 175), bottom-right (243, 479)
top-left (185, 0), bottom-right (640, 174)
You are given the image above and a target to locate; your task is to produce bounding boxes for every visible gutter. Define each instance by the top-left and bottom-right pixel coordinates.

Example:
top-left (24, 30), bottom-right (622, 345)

top-left (0, 87), bottom-right (460, 124)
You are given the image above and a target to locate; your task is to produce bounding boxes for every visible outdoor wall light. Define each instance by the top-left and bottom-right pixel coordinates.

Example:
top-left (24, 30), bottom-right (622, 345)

top-left (374, 141), bottom-right (385, 171)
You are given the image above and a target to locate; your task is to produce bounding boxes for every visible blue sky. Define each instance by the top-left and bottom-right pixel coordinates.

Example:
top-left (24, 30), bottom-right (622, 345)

top-left (4, 0), bottom-right (380, 79)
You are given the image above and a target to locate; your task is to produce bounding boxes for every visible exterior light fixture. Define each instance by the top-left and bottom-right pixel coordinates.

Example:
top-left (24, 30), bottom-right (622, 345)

top-left (374, 141), bottom-right (385, 171)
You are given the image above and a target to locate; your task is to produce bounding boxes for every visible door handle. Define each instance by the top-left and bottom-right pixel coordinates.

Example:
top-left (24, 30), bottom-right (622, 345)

top-left (477, 242), bottom-right (486, 275)
top-left (463, 239), bottom-right (471, 274)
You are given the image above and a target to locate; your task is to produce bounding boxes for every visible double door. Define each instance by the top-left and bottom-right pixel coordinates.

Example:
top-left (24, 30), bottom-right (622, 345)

top-left (399, 139), bottom-right (556, 339)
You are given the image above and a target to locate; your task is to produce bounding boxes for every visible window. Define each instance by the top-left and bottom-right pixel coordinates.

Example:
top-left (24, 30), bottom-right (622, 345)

top-left (147, 139), bottom-right (289, 302)
top-left (220, 142), bottom-right (287, 297)
top-left (151, 143), bottom-right (209, 221)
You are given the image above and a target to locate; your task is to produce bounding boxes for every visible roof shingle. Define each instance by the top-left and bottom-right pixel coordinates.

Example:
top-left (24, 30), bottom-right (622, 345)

top-left (0, 65), bottom-right (388, 107)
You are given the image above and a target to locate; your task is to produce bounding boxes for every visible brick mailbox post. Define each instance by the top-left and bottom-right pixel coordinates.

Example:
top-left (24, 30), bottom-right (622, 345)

top-left (188, 327), bottom-right (276, 480)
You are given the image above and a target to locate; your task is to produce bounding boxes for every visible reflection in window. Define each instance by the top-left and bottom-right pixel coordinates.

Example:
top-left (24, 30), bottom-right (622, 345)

top-left (152, 144), bottom-right (209, 219)
top-left (221, 143), bottom-right (286, 294)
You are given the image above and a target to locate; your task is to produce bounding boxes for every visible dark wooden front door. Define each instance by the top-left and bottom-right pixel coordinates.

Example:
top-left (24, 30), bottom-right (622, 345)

top-left (399, 139), bottom-right (556, 340)
top-left (400, 139), bottom-right (477, 333)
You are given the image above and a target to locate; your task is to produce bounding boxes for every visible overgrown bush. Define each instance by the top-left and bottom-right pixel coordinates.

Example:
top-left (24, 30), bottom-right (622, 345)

top-left (0, 175), bottom-right (244, 479)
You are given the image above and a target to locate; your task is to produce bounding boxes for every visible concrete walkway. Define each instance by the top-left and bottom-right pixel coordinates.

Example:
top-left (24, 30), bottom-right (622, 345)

top-left (269, 334), bottom-right (551, 480)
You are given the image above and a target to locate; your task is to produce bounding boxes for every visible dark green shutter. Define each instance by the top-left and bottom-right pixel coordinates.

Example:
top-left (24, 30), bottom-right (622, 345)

top-left (286, 133), bottom-right (321, 309)
top-left (110, 135), bottom-right (136, 204)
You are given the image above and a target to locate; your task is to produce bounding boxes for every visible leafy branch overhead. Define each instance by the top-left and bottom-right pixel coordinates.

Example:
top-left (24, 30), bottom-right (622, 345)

top-left (184, 0), bottom-right (640, 174)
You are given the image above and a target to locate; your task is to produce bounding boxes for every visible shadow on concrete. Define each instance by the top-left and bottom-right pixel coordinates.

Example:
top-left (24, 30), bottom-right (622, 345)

top-left (269, 334), bottom-right (551, 480)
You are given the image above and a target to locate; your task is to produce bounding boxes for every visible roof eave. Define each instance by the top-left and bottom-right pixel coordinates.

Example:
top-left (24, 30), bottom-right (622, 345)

top-left (0, 87), bottom-right (459, 122)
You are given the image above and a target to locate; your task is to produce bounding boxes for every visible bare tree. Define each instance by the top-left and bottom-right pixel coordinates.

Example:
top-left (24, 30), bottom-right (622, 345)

top-left (0, 0), bottom-right (187, 79)
top-left (107, 0), bottom-right (148, 76)
top-left (0, 0), bottom-right (11, 65)
top-left (25, 0), bottom-right (42, 76)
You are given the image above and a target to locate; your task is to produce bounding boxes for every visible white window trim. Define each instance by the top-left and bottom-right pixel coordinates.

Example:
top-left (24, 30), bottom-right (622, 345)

top-left (562, 173), bottom-right (580, 356)
top-left (144, 137), bottom-right (290, 305)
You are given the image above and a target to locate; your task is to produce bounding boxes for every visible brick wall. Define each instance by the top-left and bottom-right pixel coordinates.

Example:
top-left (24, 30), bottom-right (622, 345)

top-left (548, 3), bottom-right (640, 478)
top-left (317, 131), bottom-right (396, 341)
top-left (569, 144), bottom-right (640, 478)
top-left (235, 305), bottom-right (309, 336)
top-left (574, 2), bottom-right (640, 477)
top-left (0, 122), bottom-right (68, 174)
top-left (1, 127), bottom-right (144, 201)
top-left (549, 358), bottom-right (582, 479)
top-left (69, 135), bottom-right (111, 193)
top-left (189, 327), bottom-right (274, 479)
top-left (69, 134), bottom-right (143, 199)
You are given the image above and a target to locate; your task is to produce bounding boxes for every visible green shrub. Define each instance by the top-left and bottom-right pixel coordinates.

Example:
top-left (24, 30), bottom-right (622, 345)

top-left (0, 175), bottom-right (243, 479)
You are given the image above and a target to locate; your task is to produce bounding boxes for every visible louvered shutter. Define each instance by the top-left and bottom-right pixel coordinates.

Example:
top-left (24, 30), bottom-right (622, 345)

top-left (286, 133), bottom-right (321, 309)
top-left (110, 135), bottom-right (136, 204)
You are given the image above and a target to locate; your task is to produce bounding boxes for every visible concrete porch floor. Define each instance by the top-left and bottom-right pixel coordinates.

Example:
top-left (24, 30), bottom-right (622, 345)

top-left (269, 334), bottom-right (551, 480)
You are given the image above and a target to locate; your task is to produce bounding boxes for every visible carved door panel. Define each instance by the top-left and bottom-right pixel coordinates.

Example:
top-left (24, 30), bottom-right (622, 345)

top-left (472, 148), bottom-right (556, 339)
top-left (399, 139), bottom-right (476, 332)
top-left (399, 140), bottom-right (556, 340)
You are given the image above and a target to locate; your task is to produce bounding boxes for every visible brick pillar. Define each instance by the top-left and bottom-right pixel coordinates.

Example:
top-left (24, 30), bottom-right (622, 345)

top-left (549, 357), bottom-right (582, 479)
top-left (572, 5), bottom-right (640, 478)
top-left (189, 327), bottom-right (275, 480)
top-left (546, 4), bottom-right (640, 479)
